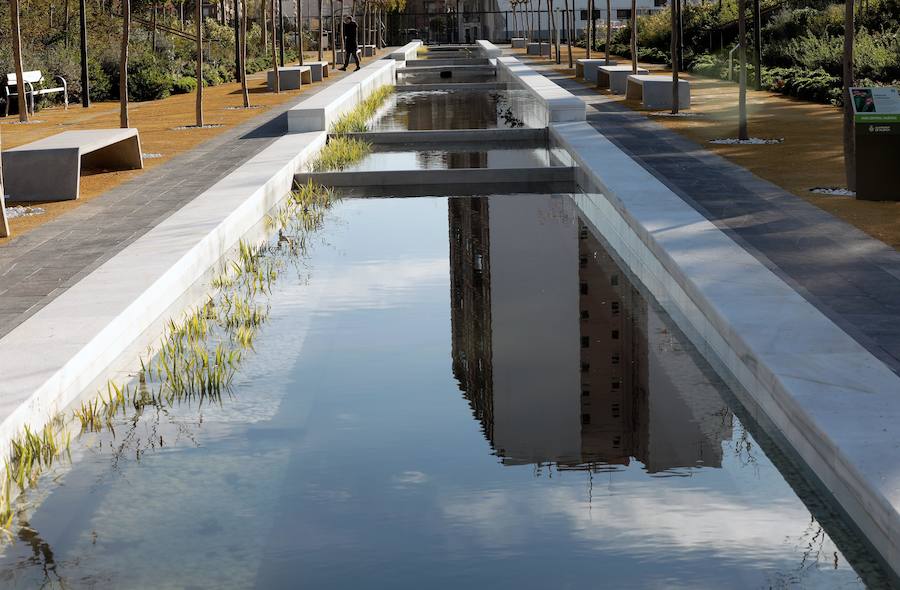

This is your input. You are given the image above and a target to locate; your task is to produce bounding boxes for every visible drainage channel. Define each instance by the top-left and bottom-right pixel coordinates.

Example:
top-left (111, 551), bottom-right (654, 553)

top-left (0, 48), bottom-right (894, 587)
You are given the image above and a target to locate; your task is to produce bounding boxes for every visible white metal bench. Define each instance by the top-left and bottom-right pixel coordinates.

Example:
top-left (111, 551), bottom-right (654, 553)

top-left (597, 65), bottom-right (649, 94)
top-left (305, 61), bottom-right (330, 82)
top-left (626, 74), bottom-right (691, 109)
top-left (267, 66), bottom-right (312, 90)
top-left (2, 129), bottom-right (143, 201)
top-left (4, 70), bottom-right (68, 116)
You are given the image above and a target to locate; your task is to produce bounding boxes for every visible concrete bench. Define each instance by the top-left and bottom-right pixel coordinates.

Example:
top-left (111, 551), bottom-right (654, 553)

top-left (2, 129), bottom-right (143, 201)
top-left (361, 44), bottom-right (376, 57)
top-left (626, 74), bottom-right (691, 109)
top-left (305, 61), bottom-right (330, 82)
top-left (476, 39), bottom-right (502, 59)
top-left (511, 37), bottom-right (527, 49)
top-left (526, 42), bottom-right (550, 56)
top-left (267, 66), bottom-right (312, 90)
top-left (4, 70), bottom-right (67, 116)
top-left (597, 65), bottom-right (649, 94)
top-left (575, 58), bottom-right (618, 82)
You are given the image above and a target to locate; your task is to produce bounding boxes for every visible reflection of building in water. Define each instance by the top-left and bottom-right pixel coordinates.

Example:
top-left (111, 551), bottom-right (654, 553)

top-left (576, 220), bottom-right (649, 468)
top-left (449, 196), bottom-right (733, 472)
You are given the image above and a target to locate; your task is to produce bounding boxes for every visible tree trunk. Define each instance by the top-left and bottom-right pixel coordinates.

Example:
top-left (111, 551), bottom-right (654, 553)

top-left (586, 0), bottom-right (592, 58)
top-left (670, 0), bottom-right (679, 114)
top-left (563, 0), bottom-right (571, 67)
top-left (64, 0), bottom-right (70, 47)
top-left (262, 0), bottom-right (268, 53)
top-left (753, 0), bottom-right (761, 90)
top-left (0, 128), bottom-right (8, 238)
top-left (604, 0), bottom-right (610, 65)
top-left (151, 2), bottom-right (157, 50)
top-left (738, 0), bottom-right (748, 140)
top-left (234, 0), bottom-right (241, 79)
top-left (120, 0), bottom-right (130, 127)
top-left (549, 0), bottom-right (558, 63)
top-left (270, 0), bottom-right (280, 92)
top-left (240, 0), bottom-right (250, 106)
top-left (297, 0), bottom-right (304, 64)
top-left (331, 0), bottom-right (336, 63)
top-left (79, 0), bottom-right (90, 107)
top-left (196, 0), bottom-right (204, 126)
top-left (630, 0), bottom-right (637, 73)
top-left (843, 0), bottom-right (855, 190)
top-left (318, 0), bottom-right (324, 60)
top-left (10, 0), bottom-right (29, 123)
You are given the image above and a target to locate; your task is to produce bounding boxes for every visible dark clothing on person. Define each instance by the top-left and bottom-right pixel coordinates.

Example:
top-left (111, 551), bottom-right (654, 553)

top-left (342, 20), bottom-right (361, 69)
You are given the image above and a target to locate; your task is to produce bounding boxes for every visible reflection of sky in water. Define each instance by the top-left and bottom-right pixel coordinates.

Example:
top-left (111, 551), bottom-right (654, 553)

top-left (0, 197), bottom-right (886, 589)
top-left (340, 148), bottom-right (556, 172)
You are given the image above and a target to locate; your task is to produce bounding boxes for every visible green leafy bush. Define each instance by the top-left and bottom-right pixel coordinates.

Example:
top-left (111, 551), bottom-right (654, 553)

top-left (761, 66), bottom-right (842, 103)
top-left (172, 76), bottom-right (198, 94)
top-left (128, 54), bottom-right (173, 101)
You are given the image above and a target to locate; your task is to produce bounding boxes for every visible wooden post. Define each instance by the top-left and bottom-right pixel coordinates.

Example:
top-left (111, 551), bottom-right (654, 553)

top-left (79, 0), bottom-right (90, 107)
top-left (843, 0), bottom-right (855, 190)
top-left (331, 0), bottom-right (336, 63)
top-left (738, 0), bottom-right (748, 140)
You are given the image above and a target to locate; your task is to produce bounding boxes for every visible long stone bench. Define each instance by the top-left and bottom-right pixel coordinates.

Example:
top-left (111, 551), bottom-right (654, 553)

top-left (526, 42), bottom-right (551, 56)
top-left (476, 39), bottom-right (502, 59)
top-left (267, 66), bottom-right (312, 90)
top-left (287, 58), bottom-right (396, 132)
top-left (575, 58), bottom-right (618, 82)
top-left (2, 129), bottom-right (143, 201)
top-left (495, 56), bottom-right (584, 127)
top-left (626, 74), bottom-right (691, 109)
top-left (597, 65), bottom-right (649, 94)
top-left (388, 40), bottom-right (423, 61)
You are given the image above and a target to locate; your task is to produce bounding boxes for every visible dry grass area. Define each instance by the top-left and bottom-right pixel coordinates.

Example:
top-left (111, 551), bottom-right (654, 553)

top-left (0, 52), bottom-right (381, 243)
top-left (517, 46), bottom-right (900, 250)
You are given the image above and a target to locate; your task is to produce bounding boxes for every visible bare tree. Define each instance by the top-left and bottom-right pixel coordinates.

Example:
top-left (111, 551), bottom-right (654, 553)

top-left (10, 0), bottom-right (29, 123)
top-left (738, 0), bottom-right (748, 139)
top-left (196, 0), bottom-right (204, 126)
top-left (331, 0), bottom-right (337, 63)
top-left (120, 0), bottom-right (130, 127)
top-left (297, 0), bottom-right (305, 64)
top-left (270, 0), bottom-right (280, 92)
top-left (604, 0), bottom-right (610, 65)
top-left (671, 0), bottom-right (679, 114)
top-left (318, 0), bottom-right (324, 59)
top-left (241, 0), bottom-right (250, 106)
top-left (563, 0), bottom-right (572, 67)
top-left (630, 0), bottom-right (637, 73)
top-left (0, 127), bottom-right (8, 238)
top-left (843, 0), bottom-right (855, 190)
top-left (586, 0), bottom-right (593, 58)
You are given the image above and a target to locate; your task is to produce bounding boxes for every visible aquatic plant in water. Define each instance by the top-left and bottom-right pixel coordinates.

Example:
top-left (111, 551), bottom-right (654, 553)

top-left (308, 136), bottom-right (373, 172)
top-left (0, 181), bottom-right (338, 530)
top-left (330, 84), bottom-right (395, 135)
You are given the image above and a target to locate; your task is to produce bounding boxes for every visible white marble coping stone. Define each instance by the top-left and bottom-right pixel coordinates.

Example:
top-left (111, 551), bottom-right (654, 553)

top-left (287, 58), bottom-right (396, 132)
top-left (495, 56), bottom-right (585, 125)
top-left (551, 120), bottom-right (900, 575)
top-left (0, 128), bottom-right (328, 477)
top-left (388, 40), bottom-right (423, 61)
top-left (476, 39), bottom-right (502, 58)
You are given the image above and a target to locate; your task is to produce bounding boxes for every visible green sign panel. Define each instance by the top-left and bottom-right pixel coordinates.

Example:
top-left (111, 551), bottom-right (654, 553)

top-left (852, 87), bottom-right (900, 122)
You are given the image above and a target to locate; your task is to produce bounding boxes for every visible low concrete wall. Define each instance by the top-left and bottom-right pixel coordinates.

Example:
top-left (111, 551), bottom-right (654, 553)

top-left (0, 129), bottom-right (327, 472)
top-left (476, 40), bottom-right (502, 58)
top-left (388, 40), bottom-right (423, 61)
top-left (551, 121), bottom-right (900, 577)
top-left (495, 56), bottom-right (585, 127)
top-left (286, 59), bottom-right (396, 132)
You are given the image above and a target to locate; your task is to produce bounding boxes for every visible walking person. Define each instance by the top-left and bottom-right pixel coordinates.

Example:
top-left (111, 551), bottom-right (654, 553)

top-left (340, 15), bottom-right (360, 71)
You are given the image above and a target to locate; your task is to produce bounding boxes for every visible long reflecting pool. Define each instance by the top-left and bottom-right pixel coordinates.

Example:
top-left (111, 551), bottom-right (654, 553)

top-left (370, 89), bottom-right (532, 130)
top-left (0, 196), bottom-right (893, 588)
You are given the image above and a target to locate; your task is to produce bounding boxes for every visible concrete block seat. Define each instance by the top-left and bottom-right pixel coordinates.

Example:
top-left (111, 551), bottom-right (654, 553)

top-left (361, 44), bottom-right (377, 57)
top-left (597, 65), bottom-right (649, 94)
top-left (267, 66), bottom-right (312, 91)
top-left (526, 42), bottom-right (551, 56)
top-left (575, 58), bottom-right (618, 82)
top-left (2, 129), bottom-right (143, 201)
top-left (305, 61), bottom-right (330, 82)
top-left (511, 37), bottom-right (527, 49)
top-left (626, 74), bottom-right (691, 109)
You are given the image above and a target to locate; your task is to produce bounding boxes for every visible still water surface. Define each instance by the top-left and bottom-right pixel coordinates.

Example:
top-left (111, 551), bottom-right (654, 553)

top-left (0, 196), bottom-right (890, 588)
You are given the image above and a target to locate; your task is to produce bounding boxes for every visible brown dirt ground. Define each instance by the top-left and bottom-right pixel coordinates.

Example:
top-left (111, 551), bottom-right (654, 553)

top-left (516, 46), bottom-right (900, 250)
top-left (0, 51), bottom-right (382, 244)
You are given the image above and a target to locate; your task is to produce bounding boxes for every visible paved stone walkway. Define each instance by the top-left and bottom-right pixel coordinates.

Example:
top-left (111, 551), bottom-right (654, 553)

top-left (0, 80), bottom-right (334, 339)
top-left (540, 66), bottom-right (900, 374)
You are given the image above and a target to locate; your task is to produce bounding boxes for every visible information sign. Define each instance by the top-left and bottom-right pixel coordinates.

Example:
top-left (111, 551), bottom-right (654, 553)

top-left (852, 87), bottom-right (900, 122)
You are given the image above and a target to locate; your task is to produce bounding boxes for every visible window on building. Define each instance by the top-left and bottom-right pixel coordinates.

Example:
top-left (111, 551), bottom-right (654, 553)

top-left (617, 9), bottom-right (632, 19)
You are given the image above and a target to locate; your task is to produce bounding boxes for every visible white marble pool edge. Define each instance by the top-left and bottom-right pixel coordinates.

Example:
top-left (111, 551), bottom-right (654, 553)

top-left (527, 75), bottom-right (900, 573)
top-left (0, 57), bottom-right (402, 496)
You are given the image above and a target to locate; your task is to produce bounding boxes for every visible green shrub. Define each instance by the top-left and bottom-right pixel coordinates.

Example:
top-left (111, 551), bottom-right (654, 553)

top-left (128, 54), bottom-right (173, 101)
top-left (761, 66), bottom-right (842, 103)
top-left (690, 53), bottom-right (727, 78)
top-left (172, 76), bottom-right (197, 94)
top-left (87, 58), bottom-right (113, 102)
